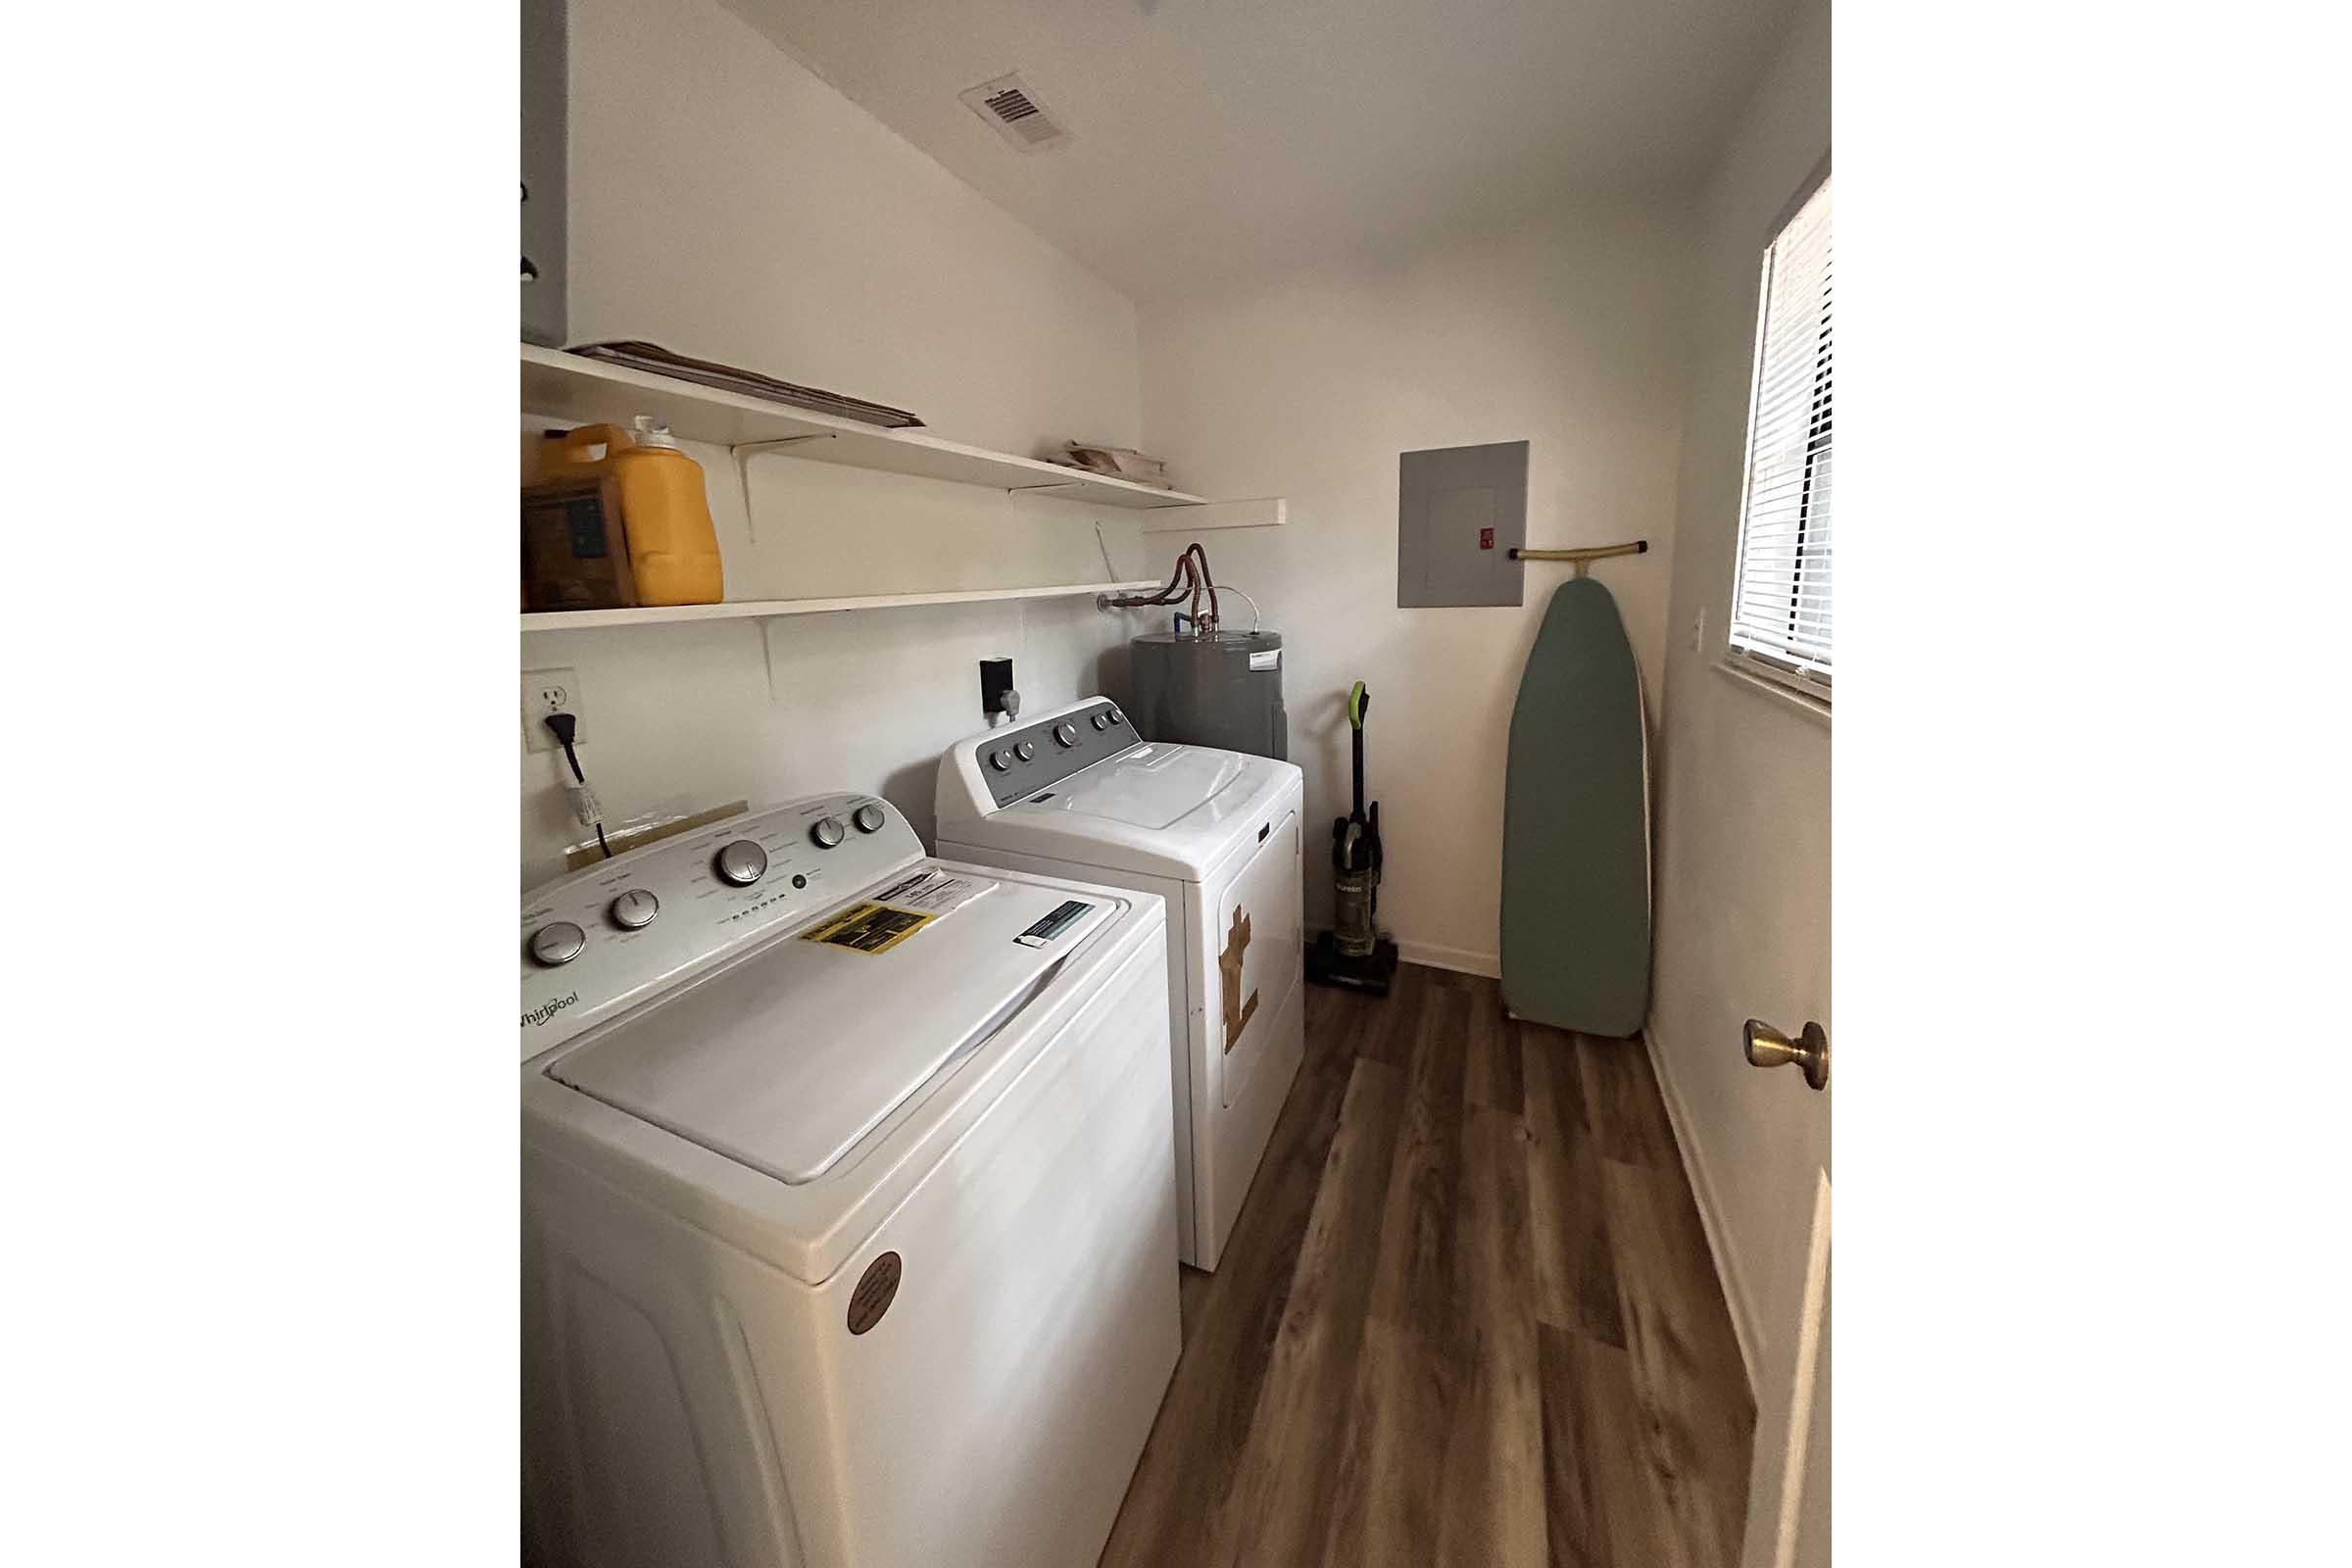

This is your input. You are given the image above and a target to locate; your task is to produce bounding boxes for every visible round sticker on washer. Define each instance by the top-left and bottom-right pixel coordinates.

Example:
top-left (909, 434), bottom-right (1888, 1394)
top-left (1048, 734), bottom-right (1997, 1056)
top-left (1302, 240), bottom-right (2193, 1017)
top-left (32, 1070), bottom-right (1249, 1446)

top-left (847, 1251), bottom-right (902, 1336)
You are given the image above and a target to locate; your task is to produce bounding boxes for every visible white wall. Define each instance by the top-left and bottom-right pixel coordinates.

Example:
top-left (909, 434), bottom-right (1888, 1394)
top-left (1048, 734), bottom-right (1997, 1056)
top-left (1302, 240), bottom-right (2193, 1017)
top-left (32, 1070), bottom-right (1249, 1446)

top-left (1137, 204), bottom-right (1695, 972)
top-left (573, 0), bottom-right (1140, 458)
top-left (524, 0), bottom-right (1152, 887)
top-left (1642, 0), bottom-right (1831, 1559)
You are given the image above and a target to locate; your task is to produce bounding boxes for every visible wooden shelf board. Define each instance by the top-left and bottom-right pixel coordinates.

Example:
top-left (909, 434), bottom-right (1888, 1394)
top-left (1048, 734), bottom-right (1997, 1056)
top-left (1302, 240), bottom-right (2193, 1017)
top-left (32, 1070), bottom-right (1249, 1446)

top-left (521, 579), bottom-right (1163, 631)
top-left (1139, 496), bottom-right (1286, 532)
top-left (521, 345), bottom-right (1205, 511)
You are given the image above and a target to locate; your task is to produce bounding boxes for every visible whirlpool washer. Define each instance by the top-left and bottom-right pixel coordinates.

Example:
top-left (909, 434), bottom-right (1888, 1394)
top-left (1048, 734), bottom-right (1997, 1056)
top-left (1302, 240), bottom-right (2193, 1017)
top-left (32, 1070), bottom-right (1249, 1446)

top-left (520, 794), bottom-right (1178, 1568)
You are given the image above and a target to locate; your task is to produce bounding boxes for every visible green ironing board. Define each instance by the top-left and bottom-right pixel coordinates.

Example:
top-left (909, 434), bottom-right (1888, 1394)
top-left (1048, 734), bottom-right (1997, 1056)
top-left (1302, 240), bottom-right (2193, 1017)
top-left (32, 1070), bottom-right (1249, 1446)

top-left (1501, 577), bottom-right (1651, 1035)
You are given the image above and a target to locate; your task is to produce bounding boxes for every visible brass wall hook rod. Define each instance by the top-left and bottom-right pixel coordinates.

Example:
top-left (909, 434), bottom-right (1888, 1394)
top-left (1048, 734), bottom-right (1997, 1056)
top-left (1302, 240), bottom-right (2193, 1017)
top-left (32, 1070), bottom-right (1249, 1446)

top-left (1508, 539), bottom-right (1648, 578)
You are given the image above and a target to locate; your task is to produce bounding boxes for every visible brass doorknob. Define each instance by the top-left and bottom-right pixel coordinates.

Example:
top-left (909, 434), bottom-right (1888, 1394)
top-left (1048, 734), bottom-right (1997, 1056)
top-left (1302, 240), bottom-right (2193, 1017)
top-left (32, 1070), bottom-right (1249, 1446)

top-left (1743, 1018), bottom-right (1829, 1091)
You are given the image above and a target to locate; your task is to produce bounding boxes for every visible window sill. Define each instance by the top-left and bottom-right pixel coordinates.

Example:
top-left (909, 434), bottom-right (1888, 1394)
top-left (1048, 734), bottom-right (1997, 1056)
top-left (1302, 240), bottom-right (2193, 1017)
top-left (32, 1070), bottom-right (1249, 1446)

top-left (1713, 655), bottom-right (1831, 727)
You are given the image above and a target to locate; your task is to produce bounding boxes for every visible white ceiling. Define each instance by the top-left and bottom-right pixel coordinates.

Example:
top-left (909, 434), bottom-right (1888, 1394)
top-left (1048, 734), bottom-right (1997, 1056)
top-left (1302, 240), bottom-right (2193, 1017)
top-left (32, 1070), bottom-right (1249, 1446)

top-left (723, 0), bottom-right (1803, 303)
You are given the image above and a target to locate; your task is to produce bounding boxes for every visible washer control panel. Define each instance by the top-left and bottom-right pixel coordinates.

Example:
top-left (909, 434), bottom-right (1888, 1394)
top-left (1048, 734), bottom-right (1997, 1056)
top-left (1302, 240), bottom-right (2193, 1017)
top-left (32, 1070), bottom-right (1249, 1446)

top-left (970, 699), bottom-right (1136, 808)
top-left (520, 793), bottom-right (920, 1056)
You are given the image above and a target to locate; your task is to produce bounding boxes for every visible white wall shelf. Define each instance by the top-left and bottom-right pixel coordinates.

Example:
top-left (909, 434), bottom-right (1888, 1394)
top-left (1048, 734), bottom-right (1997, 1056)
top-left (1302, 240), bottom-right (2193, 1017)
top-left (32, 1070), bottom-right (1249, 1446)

top-left (522, 345), bottom-right (1207, 511)
top-left (521, 579), bottom-right (1161, 632)
top-left (1139, 496), bottom-right (1286, 532)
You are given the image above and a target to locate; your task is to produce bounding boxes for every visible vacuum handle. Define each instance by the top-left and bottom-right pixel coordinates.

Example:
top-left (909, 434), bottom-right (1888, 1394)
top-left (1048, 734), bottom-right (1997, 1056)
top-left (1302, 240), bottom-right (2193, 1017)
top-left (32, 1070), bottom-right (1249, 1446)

top-left (1351, 713), bottom-right (1366, 817)
top-left (1344, 680), bottom-right (1371, 820)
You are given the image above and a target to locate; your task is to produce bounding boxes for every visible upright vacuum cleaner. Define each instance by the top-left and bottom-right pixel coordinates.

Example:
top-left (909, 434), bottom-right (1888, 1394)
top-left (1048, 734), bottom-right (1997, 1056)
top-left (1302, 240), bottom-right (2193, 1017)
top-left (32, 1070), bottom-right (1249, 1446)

top-left (1307, 680), bottom-right (1399, 996)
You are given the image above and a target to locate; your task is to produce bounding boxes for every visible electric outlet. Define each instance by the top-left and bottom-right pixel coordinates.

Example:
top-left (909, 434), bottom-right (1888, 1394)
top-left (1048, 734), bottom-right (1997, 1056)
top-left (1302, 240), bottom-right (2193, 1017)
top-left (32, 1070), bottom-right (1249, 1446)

top-left (523, 667), bottom-right (585, 753)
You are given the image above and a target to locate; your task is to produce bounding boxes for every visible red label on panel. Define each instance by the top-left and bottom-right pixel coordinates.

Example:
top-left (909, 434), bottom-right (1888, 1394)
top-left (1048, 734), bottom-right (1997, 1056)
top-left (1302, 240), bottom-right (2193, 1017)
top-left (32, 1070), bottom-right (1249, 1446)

top-left (1479, 527), bottom-right (1495, 550)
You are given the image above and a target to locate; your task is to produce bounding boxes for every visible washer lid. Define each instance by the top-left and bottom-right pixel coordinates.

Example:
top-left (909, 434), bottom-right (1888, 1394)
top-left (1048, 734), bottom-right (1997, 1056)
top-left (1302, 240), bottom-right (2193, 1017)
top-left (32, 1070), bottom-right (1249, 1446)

top-left (1054, 744), bottom-right (1249, 829)
top-left (953, 744), bottom-right (1302, 881)
top-left (547, 868), bottom-right (1122, 1187)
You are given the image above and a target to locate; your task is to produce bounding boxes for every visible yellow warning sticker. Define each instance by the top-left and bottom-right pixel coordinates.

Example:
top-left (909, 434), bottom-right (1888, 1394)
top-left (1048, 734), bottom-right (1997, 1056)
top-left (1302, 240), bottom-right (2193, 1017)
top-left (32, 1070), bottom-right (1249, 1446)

top-left (798, 902), bottom-right (936, 955)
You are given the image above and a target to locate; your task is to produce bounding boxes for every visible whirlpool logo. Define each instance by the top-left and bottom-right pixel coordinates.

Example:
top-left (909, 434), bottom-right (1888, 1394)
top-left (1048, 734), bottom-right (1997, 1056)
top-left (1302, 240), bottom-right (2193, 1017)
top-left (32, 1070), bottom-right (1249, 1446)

top-left (522, 992), bottom-right (579, 1029)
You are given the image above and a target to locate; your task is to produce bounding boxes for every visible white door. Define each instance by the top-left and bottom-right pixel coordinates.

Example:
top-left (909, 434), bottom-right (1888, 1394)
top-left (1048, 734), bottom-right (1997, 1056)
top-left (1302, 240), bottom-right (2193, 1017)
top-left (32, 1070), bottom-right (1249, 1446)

top-left (1632, 122), bottom-right (1834, 1568)
top-left (1751, 1171), bottom-right (1831, 1568)
top-left (1792, 1253), bottom-right (1830, 1567)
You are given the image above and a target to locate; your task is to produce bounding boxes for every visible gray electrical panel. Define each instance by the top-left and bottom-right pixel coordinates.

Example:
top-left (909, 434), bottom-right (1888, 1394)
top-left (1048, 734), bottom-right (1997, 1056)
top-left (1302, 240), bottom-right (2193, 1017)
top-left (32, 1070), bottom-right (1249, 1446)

top-left (520, 0), bottom-right (567, 348)
top-left (1396, 440), bottom-right (1527, 608)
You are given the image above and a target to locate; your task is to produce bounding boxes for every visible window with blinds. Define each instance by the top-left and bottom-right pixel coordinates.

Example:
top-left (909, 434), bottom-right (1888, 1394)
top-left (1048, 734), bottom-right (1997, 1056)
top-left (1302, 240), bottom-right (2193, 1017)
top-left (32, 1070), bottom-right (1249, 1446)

top-left (1728, 173), bottom-right (1832, 700)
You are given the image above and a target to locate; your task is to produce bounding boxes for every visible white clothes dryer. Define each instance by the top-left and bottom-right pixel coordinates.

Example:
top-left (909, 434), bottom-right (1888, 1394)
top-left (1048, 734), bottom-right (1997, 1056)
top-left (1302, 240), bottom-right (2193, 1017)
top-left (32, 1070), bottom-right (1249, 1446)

top-left (936, 697), bottom-right (1305, 1270)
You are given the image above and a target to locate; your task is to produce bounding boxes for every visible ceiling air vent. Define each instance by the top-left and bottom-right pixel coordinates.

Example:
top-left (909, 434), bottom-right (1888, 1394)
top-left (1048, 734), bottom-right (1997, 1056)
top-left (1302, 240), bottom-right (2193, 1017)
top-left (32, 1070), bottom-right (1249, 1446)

top-left (958, 72), bottom-right (1071, 153)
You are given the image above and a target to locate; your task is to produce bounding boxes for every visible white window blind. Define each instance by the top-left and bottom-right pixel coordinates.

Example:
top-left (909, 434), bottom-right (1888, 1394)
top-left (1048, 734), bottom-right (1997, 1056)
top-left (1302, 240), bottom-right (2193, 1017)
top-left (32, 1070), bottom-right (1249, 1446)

top-left (1728, 174), bottom-right (1832, 697)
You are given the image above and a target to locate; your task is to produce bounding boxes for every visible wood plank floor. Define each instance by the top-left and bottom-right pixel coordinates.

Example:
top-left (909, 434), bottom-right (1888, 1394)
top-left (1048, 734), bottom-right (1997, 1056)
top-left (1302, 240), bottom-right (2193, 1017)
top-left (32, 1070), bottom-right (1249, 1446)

top-left (1102, 962), bottom-right (1754, 1568)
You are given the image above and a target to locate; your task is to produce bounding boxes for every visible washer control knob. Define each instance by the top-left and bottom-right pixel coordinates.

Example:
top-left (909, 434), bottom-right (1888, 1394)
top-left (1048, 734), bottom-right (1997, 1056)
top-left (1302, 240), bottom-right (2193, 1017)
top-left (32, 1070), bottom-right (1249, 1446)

top-left (811, 815), bottom-right (848, 849)
top-left (1109, 707), bottom-right (1126, 725)
top-left (713, 840), bottom-right (768, 886)
top-left (528, 921), bottom-right (587, 967)
top-left (608, 889), bottom-right (660, 930)
top-left (989, 749), bottom-right (1014, 771)
top-left (1091, 712), bottom-right (1109, 730)
top-left (853, 803), bottom-right (887, 834)
top-left (1015, 740), bottom-right (1037, 761)
top-left (1054, 722), bottom-right (1080, 748)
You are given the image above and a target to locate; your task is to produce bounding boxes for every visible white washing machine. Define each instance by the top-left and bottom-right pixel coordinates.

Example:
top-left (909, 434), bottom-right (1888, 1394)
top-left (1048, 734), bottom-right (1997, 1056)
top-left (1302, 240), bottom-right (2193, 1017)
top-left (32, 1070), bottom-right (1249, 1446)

top-left (520, 793), bottom-right (1180, 1568)
top-left (936, 696), bottom-right (1305, 1271)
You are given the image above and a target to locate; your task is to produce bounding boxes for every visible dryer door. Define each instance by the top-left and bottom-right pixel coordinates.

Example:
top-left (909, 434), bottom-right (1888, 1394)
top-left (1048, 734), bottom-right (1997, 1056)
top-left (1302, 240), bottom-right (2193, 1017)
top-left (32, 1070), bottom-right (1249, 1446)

top-left (1202, 808), bottom-right (1302, 1107)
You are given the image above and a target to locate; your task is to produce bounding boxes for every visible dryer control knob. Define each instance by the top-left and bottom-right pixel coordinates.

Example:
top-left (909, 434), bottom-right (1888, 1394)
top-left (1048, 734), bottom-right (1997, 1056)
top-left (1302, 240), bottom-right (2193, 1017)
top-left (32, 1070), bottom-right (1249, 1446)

top-left (608, 889), bottom-right (660, 930)
top-left (1107, 708), bottom-right (1126, 726)
top-left (528, 921), bottom-right (587, 967)
top-left (1015, 740), bottom-right (1037, 761)
top-left (713, 840), bottom-right (768, 886)
top-left (811, 816), bottom-right (847, 849)
top-left (1054, 722), bottom-right (1079, 747)
top-left (989, 749), bottom-right (1014, 772)
top-left (852, 803), bottom-right (887, 834)
top-left (1091, 712), bottom-right (1109, 730)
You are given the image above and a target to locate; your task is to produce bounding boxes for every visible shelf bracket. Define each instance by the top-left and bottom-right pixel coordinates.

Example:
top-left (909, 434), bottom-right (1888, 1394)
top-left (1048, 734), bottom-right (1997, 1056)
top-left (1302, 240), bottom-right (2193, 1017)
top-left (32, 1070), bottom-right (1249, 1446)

top-left (730, 435), bottom-right (836, 457)
top-left (728, 435), bottom-right (836, 544)
top-left (759, 614), bottom-right (783, 702)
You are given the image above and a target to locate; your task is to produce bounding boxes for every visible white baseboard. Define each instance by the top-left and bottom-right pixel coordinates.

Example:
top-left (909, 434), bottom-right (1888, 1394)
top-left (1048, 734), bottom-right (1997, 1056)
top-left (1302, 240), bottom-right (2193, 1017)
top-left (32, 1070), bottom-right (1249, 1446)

top-left (1303, 923), bottom-right (1499, 979)
top-left (1642, 1022), bottom-right (1761, 1393)
top-left (1398, 938), bottom-right (1499, 978)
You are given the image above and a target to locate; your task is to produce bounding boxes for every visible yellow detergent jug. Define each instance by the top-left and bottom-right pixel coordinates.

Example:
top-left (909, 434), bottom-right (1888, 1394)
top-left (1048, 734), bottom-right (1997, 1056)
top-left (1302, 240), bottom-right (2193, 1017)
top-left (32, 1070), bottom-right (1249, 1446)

top-left (609, 417), bottom-right (723, 605)
top-left (530, 418), bottom-right (723, 604)
top-left (535, 422), bottom-right (636, 482)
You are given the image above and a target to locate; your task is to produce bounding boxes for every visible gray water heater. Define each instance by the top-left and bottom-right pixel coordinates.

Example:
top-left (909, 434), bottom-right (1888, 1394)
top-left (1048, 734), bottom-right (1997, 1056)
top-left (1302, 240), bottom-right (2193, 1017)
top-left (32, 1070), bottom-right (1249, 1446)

top-left (1128, 630), bottom-right (1289, 760)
